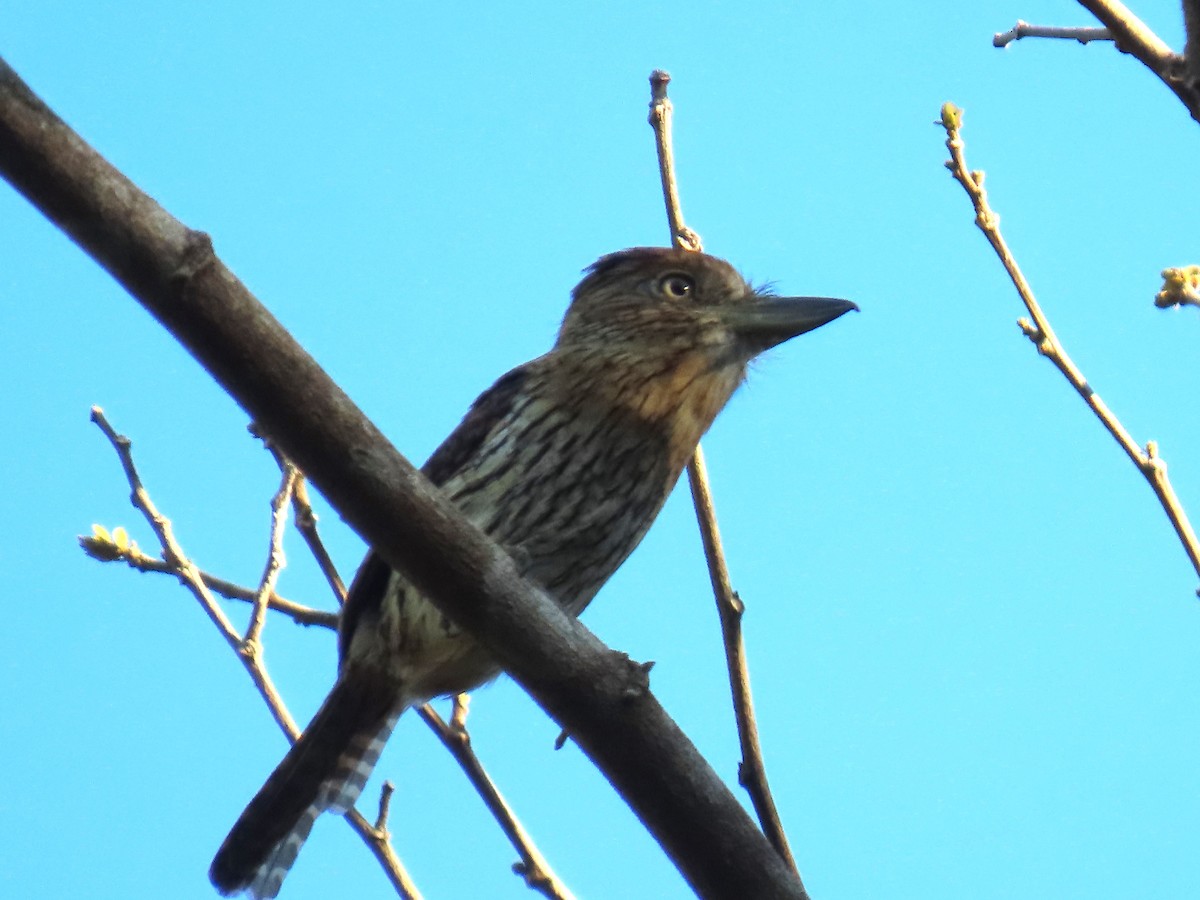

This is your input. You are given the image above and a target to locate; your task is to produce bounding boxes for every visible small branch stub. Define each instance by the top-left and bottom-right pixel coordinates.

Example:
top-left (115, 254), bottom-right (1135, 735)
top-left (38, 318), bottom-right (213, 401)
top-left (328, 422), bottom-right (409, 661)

top-left (993, 20), bottom-right (1112, 48)
top-left (374, 782), bottom-right (396, 838)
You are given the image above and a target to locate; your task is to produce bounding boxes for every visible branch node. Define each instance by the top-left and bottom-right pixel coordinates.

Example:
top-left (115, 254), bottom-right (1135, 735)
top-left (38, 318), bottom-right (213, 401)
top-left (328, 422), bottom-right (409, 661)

top-left (373, 781), bottom-right (396, 839)
top-left (676, 226), bottom-right (704, 252)
top-left (619, 657), bottom-right (655, 701)
top-left (238, 638), bottom-right (261, 663)
top-left (174, 228), bottom-right (216, 284)
top-left (449, 693), bottom-right (471, 744)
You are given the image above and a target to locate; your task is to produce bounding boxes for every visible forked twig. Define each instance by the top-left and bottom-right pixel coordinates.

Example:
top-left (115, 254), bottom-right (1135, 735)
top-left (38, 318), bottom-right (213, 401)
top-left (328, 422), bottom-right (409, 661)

top-left (646, 69), bottom-right (799, 875)
top-left (255, 430), bottom-right (348, 605)
top-left (86, 406), bottom-right (423, 899)
top-left (939, 103), bottom-right (1200, 591)
top-left (80, 530), bottom-right (337, 627)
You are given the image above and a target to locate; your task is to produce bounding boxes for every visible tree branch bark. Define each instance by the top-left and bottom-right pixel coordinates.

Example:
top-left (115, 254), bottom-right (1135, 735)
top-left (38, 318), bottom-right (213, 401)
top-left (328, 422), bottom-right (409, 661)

top-left (1075, 0), bottom-right (1200, 122)
top-left (0, 57), bottom-right (807, 900)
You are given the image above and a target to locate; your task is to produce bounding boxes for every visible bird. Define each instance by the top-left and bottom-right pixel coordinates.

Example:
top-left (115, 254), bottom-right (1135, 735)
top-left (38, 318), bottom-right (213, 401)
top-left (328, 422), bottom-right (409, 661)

top-left (209, 246), bottom-right (856, 897)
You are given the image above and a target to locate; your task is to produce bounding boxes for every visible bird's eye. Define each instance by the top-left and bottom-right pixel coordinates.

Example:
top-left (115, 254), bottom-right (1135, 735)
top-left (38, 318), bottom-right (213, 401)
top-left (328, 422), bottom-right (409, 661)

top-left (658, 273), bottom-right (696, 299)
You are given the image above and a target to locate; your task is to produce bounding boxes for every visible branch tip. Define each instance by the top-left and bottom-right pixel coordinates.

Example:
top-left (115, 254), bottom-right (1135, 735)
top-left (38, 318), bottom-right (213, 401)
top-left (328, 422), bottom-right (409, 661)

top-left (649, 69), bottom-right (671, 99)
top-left (374, 781), bottom-right (396, 836)
top-left (941, 102), bottom-right (1200, 587)
top-left (1155, 265), bottom-right (1200, 309)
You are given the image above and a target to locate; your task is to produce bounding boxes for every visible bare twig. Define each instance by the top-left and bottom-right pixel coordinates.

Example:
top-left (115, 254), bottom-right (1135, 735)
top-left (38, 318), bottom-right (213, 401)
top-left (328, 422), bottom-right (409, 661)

top-left (80, 528), bottom-right (337, 627)
top-left (646, 69), bottom-right (800, 879)
top-left (244, 462), bottom-right (299, 647)
top-left (647, 71), bottom-right (703, 252)
top-left (255, 429), bottom-right (349, 606)
top-left (416, 701), bottom-right (576, 900)
top-left (291, 474), bottom-right (349, 603)
top-left (87, 407), bottom-right (422, 898)
top-left (993, 20), bottom-right (1111, 48)
top-left (940, 103), bottom-right (1200, 592)
top-left (89, 406), bottom-right (298, 734)
top-left (373, 781), bottom-right (397, 836)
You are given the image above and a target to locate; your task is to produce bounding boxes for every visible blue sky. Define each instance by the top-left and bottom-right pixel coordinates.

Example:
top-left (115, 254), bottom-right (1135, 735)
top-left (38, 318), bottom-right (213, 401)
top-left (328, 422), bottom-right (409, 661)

top-left (4, 2), bottom-right (1200, 898)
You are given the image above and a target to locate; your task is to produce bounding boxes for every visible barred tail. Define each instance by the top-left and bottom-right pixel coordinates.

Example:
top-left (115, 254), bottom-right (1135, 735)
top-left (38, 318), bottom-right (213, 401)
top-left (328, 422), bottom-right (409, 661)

top-left (209, 670), bottom-right (403, 898)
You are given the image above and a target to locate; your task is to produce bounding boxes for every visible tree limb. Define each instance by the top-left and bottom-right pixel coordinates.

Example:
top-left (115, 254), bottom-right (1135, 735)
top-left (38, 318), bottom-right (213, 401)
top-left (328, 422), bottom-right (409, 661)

top-left (1074, 0), bottom-right (1200, 122)
top-left (0, 57), bottom-right (807, 899)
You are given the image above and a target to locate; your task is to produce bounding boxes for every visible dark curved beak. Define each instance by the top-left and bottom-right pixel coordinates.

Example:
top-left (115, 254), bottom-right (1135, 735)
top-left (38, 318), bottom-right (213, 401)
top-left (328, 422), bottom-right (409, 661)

top-left (722, 295), bottom-right (858, 351)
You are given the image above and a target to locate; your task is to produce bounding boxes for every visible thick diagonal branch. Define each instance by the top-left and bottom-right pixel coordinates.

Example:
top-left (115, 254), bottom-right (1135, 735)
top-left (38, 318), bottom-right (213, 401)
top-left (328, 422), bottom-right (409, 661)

top-left (0, 58), bottom-right (806, 900)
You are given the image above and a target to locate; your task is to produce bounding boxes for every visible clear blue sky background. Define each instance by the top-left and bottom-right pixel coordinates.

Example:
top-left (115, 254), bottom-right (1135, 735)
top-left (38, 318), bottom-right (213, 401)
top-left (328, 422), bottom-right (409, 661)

top-left (4, 2), bottom-right (1199, 898)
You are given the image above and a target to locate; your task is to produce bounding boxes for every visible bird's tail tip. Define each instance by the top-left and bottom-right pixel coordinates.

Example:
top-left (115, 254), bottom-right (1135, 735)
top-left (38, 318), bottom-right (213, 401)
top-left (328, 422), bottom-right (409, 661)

top-left (208, 672), bottom-right (402, 897)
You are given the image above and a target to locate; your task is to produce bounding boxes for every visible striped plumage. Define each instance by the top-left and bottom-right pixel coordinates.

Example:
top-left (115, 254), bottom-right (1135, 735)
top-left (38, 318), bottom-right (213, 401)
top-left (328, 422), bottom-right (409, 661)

top-left (209, 247), bottom-right (855, 897)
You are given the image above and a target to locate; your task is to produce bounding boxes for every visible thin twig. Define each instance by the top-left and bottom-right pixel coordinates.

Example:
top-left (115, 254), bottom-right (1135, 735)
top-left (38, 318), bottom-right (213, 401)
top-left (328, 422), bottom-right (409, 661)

top-left (291, 475), bottom-right (348, 603)
top-left (90, 406), bottom-right (298, 734)
top-left (374, 781), bottom-right (397, 836)
top-left (244, 462), bottom-right (299, 647)
top-left (87, 407), bottom-right (422, 898)
top-left (993, 20), bottom-right (1111, 48)
top-left (416, 700), bottom-right (576, 900)
top-left (80, 529), bottom-right (337, 627)
top-left (256, 430), bottom-right (349, 606)
top-left (647, 71), bottom-right (703, 252)
top-left (646, 69), bottom-right (800, 876)
top-left (939, 103), bottom-right (1200, 592)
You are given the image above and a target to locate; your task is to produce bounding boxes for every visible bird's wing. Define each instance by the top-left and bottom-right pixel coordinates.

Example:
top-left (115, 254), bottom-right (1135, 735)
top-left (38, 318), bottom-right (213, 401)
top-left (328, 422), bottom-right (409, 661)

top-left (337, 362), bottom-right (534, 665)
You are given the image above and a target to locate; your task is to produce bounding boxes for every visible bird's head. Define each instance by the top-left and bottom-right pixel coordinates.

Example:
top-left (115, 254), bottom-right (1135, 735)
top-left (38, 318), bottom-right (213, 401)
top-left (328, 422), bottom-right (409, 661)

top-left (557, 247), bottom-right (854, 362)
top-left (549, 247), bottom-right (856, 465)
